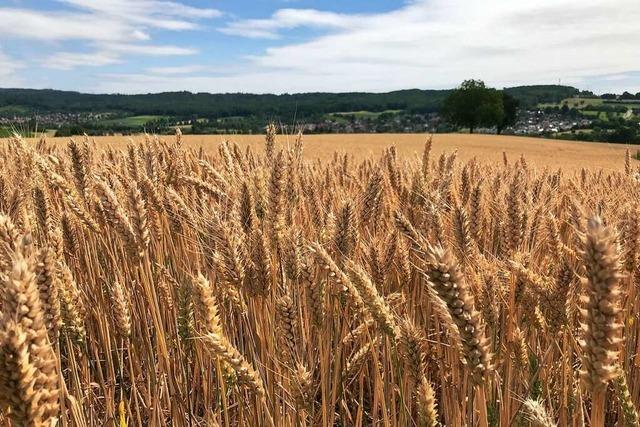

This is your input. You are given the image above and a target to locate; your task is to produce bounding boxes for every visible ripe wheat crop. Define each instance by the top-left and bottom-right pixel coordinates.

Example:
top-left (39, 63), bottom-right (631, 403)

top-left (0, 127), bottom-right (638, 426)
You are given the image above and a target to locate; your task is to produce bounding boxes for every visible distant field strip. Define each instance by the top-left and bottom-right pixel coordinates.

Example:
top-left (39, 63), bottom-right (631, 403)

top-left (19, 133), bottom-right (631, 170)
top-left (99, 115), bottom-right (167, 127)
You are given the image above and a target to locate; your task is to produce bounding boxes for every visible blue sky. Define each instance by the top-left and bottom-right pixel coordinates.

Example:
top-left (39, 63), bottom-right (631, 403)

top-left (1, 0), bottom-right (639, 94)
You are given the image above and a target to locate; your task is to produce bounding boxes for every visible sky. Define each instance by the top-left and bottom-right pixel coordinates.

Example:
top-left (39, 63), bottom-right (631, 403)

top-left (0, 0), bottom-right (639, 94)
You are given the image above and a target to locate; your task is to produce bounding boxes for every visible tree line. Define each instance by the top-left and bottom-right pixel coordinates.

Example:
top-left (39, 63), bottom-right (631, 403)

top-left (0, 85), bottom-right (576, 120)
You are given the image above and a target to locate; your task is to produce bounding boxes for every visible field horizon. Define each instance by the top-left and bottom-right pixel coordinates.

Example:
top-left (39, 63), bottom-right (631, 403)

top-left (0, 126), bottom-right (638, 425)
top-left (9, 132), bottom-right (633, 171)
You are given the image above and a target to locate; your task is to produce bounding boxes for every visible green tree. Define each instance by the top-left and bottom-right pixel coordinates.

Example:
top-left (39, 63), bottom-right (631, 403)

top-left (497, 92), bottom-right (519, 134)
top-left (443, 80), bottom-right (504, 133)
top-left (54, 124), bottom-right (85, 137)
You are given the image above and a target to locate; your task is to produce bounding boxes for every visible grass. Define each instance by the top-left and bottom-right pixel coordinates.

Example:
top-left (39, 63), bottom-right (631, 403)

top-left (0, 128), bottom-right (638, 426)
top-left (327, 109), bottom-right (403, 123)
top-left (98, 115), bottom-right (167, 127)
top-left (555, 128), bottom-right (594, 136)
top-left (538, 97), bottom-right (638, 122)
top-left (538, 97), bottom-right (604, 109)
top-left (0, 105), bottom-right (30, 115)
top-left (540, 97), bottom-right (640, 111)
top-left (0, 126), bottom-right (44, 138)
top-left (580, 110), bottom-right (619, 121)
top-left (330, 109), bottom-right (403, 118)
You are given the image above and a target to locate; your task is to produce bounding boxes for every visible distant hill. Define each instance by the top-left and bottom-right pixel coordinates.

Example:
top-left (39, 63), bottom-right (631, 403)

top-left (0, 85), bottom-right (578, 119)
top-left (503, 85), bottom-right (580, 108)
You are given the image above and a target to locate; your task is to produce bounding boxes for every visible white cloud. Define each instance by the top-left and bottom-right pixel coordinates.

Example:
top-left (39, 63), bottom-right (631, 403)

top-left (92, 71), bottom-right (348, 94)
top-left (0, 0), bottom-right (217, 70)
top-left (59, 0), bottom-right (221, 19)
top-left (0, 8), bottom-right (149, 42)
top-left (103, 43), bottom-right (198, 56)
top-left (57, 0), bottom-right (222, 30)
top-left (45, 51), bottom-right (122, 70)
top-left (43, 44), bottom-right (197, 70)
top-left (0, 0), bottom-right (219, 41)
top-left (220, 9), bottom-right (357, 39)
top-left (0, 48), bottom-right (25, 87)
top-left (210, 0), bottom-right (640, 94)
top-left (5, 0), bottom-right (640, 93)
top-left (146, 65), bottom-right (207, 75)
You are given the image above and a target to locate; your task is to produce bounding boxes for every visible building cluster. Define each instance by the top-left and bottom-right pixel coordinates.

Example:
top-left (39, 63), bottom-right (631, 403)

top-left (0, 112), bottom-right (106, 127)
top-left (509, 110), bottom-right (592, 135)
top-left (295, 112), bottom-right (442, 134)
top-left (1, 108), bottom-right (601, 137)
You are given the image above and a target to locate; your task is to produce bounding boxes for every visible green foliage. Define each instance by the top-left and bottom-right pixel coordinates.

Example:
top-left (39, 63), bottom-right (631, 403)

top-left (99, 115), bottom-right (167, 127)
top-left (498, 92), bottom-right (519, 134)
top-left (330, 109), bottom-right (402, 118)
top-left (487, 403), bottom-right (499, 427)
top-left (528, 353), bottom-right (543, 400)
top-left (0, 86), bottom-right (576, 120)
top-left (443, 80), bottom-right (505, 133)
top-left (0, 85), bottom-right (584, 136)
top-left (556, 119), bottom-right (640, 144)
top-left (504, 85), bottom-right (579, 108)
top-left (0, 88), bottom-right (449, 117)
top-left (54, 124), bottom-right (87, 137)
top-left (0, 121), bottom-right (43, 138)
top-left (0, 105), bottom-right (29, 115)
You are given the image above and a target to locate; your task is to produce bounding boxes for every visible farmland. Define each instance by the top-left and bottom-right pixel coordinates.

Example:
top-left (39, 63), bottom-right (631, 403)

top-left (0, 128), bottom-right (639, 426)
top-left (98, 115), bottom-right (168, 128)
top-left (29, 132), bottom-right (634, 170)
top-left (539, 97), bottom-right (640, 110)
top-left (539, 97), bottom-right (640, 122)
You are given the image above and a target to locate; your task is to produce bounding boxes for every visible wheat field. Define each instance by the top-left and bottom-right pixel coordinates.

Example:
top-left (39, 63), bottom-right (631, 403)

top-left (0, 128), bottom-right (638, 426)
top-left (36, 132), bottom-right (632, 170)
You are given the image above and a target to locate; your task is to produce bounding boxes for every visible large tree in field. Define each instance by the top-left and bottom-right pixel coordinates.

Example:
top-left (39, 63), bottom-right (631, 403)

top-left (497, 92), bottom-right (519, 134)
top-left (443, 80), bottom-right (505, 133)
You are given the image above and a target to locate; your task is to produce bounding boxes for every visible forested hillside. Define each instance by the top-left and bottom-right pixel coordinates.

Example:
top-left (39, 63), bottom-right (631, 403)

top-left (0, 85), bottom-right (577, 117)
